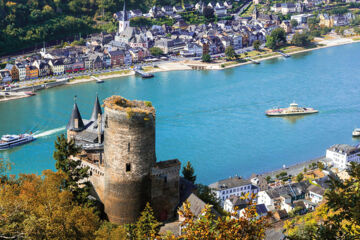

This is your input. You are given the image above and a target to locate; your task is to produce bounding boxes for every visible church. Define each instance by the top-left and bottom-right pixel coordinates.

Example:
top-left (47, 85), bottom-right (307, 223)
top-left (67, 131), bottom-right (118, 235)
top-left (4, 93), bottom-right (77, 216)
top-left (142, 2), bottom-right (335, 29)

top-left (114, 2), bottom-right (149, 48)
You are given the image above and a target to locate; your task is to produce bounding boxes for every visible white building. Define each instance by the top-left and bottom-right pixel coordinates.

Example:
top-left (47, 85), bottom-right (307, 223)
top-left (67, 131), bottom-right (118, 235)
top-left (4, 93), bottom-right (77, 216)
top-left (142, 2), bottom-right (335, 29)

top-left (15, 63), bottom-right (27, 81)
top-left (307, 185), bottom-right (325, 204)
top-left (209, 176), bottom-right (259, 204)
top-left (326, 144), bottom-right (360, 170)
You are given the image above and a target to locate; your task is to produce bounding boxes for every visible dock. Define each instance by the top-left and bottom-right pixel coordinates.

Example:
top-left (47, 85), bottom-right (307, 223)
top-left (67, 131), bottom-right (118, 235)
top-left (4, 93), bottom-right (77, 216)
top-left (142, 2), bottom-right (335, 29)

top-left (246, 57), bottom-right (260, 64)
top-left (276, 51), bottom-right (290, 58)
top-left (90, 76), bottom-right (104, 83)
top-left (134, 69), bottom-right (154, 78)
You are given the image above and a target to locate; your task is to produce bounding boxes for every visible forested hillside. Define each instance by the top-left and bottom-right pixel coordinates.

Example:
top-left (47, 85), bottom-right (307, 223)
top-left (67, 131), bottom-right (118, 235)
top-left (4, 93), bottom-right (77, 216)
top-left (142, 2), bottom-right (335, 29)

top-left (0, 0), bottom-right (201, 56)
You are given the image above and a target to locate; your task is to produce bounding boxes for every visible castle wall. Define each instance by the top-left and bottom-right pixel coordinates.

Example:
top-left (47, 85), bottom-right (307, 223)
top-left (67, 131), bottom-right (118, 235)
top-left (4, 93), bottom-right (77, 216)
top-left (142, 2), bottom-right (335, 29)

top-left (151, 159), bottom-right (181, 221)
top-left (80, 159), bottom-right (106, 202)
top-left (103, 106), bottom-right (156, 224)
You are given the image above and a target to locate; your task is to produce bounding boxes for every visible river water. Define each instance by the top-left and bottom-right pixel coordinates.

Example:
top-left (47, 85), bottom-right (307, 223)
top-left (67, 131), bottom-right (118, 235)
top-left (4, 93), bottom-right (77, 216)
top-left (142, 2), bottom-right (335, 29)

top-left (1, 43), bottom-right (360, 184)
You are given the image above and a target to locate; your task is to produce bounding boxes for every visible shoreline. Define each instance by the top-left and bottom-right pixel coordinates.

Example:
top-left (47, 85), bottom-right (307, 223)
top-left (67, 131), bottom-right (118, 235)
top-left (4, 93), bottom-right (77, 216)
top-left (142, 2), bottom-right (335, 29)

top-left (1, 37), bottom-right (359, 103)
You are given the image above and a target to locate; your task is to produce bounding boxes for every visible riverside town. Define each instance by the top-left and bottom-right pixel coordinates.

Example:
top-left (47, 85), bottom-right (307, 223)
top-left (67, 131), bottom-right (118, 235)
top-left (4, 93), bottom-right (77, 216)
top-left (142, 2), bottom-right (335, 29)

top-left (0, 0), bottom-right (360, 239)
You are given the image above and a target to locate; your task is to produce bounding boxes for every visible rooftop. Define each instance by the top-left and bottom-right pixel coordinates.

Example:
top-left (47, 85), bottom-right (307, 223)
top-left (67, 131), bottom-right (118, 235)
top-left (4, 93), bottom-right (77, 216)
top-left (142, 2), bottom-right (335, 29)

top-left (328, 144), bottom-right (360, 155)
top-left (209, 176), bottom-right (251, 190)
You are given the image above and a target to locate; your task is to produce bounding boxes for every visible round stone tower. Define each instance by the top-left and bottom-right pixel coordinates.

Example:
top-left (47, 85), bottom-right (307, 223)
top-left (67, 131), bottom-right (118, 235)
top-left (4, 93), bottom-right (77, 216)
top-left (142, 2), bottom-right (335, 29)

top-left (103, 96), bottom-right (156, 224)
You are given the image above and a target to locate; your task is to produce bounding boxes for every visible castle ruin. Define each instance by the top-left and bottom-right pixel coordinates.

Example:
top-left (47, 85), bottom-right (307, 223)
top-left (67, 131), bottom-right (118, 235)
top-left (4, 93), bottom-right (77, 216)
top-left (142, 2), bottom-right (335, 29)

top-left (66, 95), bottom-right (180, 224)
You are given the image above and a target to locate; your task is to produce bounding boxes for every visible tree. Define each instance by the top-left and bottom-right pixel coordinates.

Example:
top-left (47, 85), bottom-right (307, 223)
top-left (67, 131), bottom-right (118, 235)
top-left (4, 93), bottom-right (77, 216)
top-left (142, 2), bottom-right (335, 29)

top-left (195, 184), bottom-right (222, 213)
top-left (296, 173), bottom-right (304, 182)
top-left (0, 170), bottom-right (100, 239)
top-left (253, 40), bottom-right (261, 51)
top-left (149, 47), bottom-right (163, 57)
top-left (182, 161), bottom-right (196, 183)
top-left (203, 6), bottom-right (214, 20)
top-left (130, 16), bottom-right (152, 27)
top-left (266, 28), bottom-right (286, 50)
top-left (225, 46), bottom-right (236, 59)
top-left (290, 19), bottom-right (298, 28)
top-left (284, 162), bottom-right (360, 239)
top-left (53, 134), bottom-right (92, 207)
top-left (95, 222), bottom-right (127, 240)
top-left (177, 194), bottom-right (269, 239)
top-left (202, 53), bottom-right (211, 62)
top-left (135, 203), bottom-right (160, 239)
top-left (317, 162), bottom-right (325, 170)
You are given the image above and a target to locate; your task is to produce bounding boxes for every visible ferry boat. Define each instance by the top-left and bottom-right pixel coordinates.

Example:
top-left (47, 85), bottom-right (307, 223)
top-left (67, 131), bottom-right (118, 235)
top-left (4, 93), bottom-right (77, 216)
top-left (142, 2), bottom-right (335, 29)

top-left (266, 102), bottom-right (318, 117)
top-left (0, 133), bottom-right (35, 150)
top-left (352, 128), bottom-right (360, 137)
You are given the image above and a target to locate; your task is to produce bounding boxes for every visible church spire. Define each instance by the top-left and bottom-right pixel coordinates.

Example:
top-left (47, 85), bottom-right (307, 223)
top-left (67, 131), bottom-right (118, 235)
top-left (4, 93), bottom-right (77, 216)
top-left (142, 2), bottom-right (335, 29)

top-left (66, 96), bottom-right (85, 132)
top-left (123, 1), bottom-right (128, 21)
top-left (90, 93), bottom-right (102, 122)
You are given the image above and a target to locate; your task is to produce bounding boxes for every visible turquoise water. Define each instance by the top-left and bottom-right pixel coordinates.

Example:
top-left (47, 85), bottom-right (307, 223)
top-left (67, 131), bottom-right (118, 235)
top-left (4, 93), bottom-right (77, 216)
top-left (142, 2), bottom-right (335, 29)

top-left (1, 43), bottom-right (360, 184)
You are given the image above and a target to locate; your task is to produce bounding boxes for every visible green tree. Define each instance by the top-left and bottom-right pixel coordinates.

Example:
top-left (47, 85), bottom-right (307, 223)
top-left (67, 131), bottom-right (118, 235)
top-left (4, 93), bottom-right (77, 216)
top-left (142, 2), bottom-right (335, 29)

top-left (225, 45), bottom-right (236, 59)
top-left (182, 161), bottom-right (196, 183)
top-left (202, 53), bottom-right (211, 62)
top-left (266, 28), bottom-right (286, 50)
top-left (291, 32), bottom-right (312, 47)
top-left (203, 6), bottom-right (214, 20)
top-left (95, 222), bottom-right (127, 240)
top-left (149, 47), bottom-right (164, 57)
top-left (195, 184), bottom-right (222, 213)
top-left (130, 16), bottom-right (152, 27)
top-left (296, 173), bottom-right (304, 182)
top-left (53, 134), bottom-right (92, 207)
top-left (290, 19), bottom-right (298, 28)
top-left (253, 40), bottom-right (261, 51)
top-left (135, 203), bottom-right (160, 239)
top-left (317, 161), bottom-right (325, 170)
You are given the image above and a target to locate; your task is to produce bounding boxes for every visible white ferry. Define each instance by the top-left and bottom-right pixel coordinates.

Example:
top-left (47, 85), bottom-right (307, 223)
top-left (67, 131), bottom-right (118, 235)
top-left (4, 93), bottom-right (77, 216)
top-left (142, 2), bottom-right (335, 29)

top-left (352, 128), bottom-right (360, 137)
top-left (0, 134), bottom-right (35, 150)
top-left (266, 102), bottom-right (318, 117)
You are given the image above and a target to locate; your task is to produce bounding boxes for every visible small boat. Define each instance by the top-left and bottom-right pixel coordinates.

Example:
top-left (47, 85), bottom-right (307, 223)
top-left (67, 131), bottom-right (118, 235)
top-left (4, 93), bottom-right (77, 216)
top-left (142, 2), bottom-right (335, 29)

top-left (0, 133), bottom-right (35, 150)
top-left (96, 79), bottom-right (104, 83)
top-left (352, 128), bottom-right (360, 137)
top-left (24, 91), bottom-right (36, 96)
top-left (266, 102), bottom-right (318, 117)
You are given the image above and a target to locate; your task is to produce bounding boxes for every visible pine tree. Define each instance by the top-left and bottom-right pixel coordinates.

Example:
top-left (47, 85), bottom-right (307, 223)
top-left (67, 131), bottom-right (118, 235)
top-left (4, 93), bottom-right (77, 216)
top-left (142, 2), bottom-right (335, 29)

top-left (135, 203), bottom-right (160, 240)
top-left (182, 161), bottom-right (196, 183)
top-left (53, 134), bottom-right (93, 207)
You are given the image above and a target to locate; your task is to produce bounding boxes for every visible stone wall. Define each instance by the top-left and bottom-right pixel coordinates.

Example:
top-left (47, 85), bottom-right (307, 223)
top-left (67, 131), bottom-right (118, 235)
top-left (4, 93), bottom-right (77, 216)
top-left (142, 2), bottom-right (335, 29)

top-left (103, 98), bottom-right (156, 224)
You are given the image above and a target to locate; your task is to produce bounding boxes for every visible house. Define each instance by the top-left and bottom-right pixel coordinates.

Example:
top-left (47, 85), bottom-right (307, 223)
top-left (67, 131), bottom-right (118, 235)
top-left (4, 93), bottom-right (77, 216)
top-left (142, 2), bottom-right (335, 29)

top-left (173, 6), bottom-right (184, 13)
top-left (48, 59), bottom-right (65, 75)
top-left (326, 144), bottom-right (360, 169)
top-left (250, 174), bottom-right (269, 191)
top-left (15, 63), bottom-right (27, 81)
top-left (195, 1), bottom-right (205, 11)
top-left (109, 50), bottom-right (125, 66)
top-left (0, 69), bottom-right (12, 83)
top-left (224, 195), bottom-right (248, 213)
top-left (129, 48), bottom-right (145, 62)
top-left (25, 66), bottom-right (39, 80)
top-left (224, 1), bottom-right (233, 9)
top-left (32, 60), bottom-right (51, 77)
top-left (214, 6), bottom-right (227, 16)
top-left (257, 181), bottom-right (310, 211)
top-left (307, 185), bottom-right (325, 204)
top-left (161, 6), bottom-right (173, 15)
top-left (281, 20), bottom-right (292, 33)
top-left (10, 65), bottom-right (19, 81)
top-left (184, 4), bottom-right (193, 11)
top-left (207, 1), bottom-right (217, 8)
top-left (239, 204), bottom-right (268, 219)
top-left (273, 209), bottom-right (288, 220)
top-left (291, 14), bottom-right (313, 24)
top-left (303, 0), bottom-right (323, 7)
top-left (129, 9), bottom-right (143, 18)
top-left (209, 176), bottom-right (259, 204)
top-left (253, 0), bottom-right (263, 4)
top-left (181, 42), bottom-right (203, 56)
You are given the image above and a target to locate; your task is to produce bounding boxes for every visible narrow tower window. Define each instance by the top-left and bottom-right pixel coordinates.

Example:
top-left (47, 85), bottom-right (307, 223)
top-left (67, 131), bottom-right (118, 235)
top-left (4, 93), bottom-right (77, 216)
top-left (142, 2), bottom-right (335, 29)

top-left (126, 163), bottom-right (131, 172)
top-left (105, 116), bottom-right (108, 128)
top-left (128, 142), bottom-right (130, 152)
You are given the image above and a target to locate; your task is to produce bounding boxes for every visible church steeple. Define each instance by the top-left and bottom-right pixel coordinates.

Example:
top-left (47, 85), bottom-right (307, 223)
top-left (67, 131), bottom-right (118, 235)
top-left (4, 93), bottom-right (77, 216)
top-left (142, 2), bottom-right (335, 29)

top-left (119, 1), bottom-right (129, 33)
top-left (90, 94), bottom-right (102, 122)
top-left (66, 96), bottom-right (85, 132)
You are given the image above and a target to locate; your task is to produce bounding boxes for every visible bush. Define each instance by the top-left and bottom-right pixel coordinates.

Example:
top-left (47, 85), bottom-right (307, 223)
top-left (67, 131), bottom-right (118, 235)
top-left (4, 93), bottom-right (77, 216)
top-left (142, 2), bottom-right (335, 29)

top-left (202, 53), bottom-right (211, 63)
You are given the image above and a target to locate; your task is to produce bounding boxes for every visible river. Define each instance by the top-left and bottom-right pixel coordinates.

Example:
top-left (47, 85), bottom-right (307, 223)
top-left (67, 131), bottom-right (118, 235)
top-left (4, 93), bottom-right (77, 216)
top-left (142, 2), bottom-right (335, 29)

top-left (1, 43), bottom-right (360, 184)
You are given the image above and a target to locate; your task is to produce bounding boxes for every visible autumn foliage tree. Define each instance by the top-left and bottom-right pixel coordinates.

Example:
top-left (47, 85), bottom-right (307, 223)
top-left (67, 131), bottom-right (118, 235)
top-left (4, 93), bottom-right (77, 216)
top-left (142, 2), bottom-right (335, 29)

top-left (0, 170), bottom-right (100, 239)
top-left (182, 161), bottom-right (196, 184)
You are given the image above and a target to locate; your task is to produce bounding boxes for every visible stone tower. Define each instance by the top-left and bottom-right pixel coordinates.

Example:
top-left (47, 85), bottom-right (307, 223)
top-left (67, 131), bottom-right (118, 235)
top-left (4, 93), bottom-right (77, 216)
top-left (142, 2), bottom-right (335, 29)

top-left (103, 96), bottom-right (156, 224)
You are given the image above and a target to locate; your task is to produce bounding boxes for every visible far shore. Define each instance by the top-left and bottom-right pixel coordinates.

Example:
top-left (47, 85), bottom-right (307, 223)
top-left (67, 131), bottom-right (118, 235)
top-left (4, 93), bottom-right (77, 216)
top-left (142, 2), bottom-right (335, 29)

top-left (1, 36), bottom-right (359, 103)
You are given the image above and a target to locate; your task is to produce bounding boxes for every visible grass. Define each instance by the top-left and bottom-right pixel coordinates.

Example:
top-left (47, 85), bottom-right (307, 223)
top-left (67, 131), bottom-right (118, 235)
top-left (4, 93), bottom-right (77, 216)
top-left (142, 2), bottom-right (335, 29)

top-left (353, 37), bottom-right (360, 41)
top-left (93, 70), bottom-right (131, 77)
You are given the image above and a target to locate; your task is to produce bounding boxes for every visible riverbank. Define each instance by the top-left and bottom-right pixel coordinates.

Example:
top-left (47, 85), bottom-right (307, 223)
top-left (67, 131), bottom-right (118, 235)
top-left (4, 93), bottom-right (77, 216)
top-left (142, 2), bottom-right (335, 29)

top-left (1, 36), bottom-right (359, 103)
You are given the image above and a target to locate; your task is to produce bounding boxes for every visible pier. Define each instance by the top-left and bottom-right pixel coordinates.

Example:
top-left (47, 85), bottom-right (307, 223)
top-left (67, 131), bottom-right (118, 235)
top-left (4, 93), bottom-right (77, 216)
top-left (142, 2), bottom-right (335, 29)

top-left (276, 51), bottom-right (290, 58)
top-left (134, 69), bottom-right (154, 78)
top-left (90, 76), bottom-right (104, 83)
top-left (246, 57), bottom-right (260, 64)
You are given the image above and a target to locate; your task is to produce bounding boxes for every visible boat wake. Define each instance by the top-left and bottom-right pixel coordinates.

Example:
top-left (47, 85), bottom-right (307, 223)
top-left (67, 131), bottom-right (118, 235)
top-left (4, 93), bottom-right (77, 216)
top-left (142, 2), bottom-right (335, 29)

top-left (33, 126), bottom-right (66, 138)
